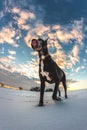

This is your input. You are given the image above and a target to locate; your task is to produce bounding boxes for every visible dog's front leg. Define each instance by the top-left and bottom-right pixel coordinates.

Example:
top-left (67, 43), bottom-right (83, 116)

top-left (39, 78), bottom-right (45, 106)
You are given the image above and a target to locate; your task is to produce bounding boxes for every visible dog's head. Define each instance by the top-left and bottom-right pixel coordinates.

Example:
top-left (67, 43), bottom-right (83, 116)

top-left (31, 38), bottom-right (48, 59)
top-left (31, 38), bottom-right (47, 51)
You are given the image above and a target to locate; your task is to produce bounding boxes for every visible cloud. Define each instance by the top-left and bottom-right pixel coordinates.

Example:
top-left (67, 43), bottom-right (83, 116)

top-left (0, 69), bottom-right (36, 89)
top-left (71, 45), bottom-right (79, 57)
top-left (24, 24), bottom-right (50, 48)
top-left (69, 45), bottom-right (79, 65)
top-left (12, 7), bottom-right (36, 19)
top-left (0, 56), bottom-right (19, 73)
top-left (85, 49), bottom-right (87, 53)
top-left (0, 11), bottom-right (4, 19)
top-left (0, 57), bottom-right (13, 72)
top-left (0, 60), bottom-right (21, 75)
top-left (0, 57), bottom-right (12, 64)
top-left (52, 25), bottom-right (61, 30)
top-left (75, 66), bottom-right (85, 73)
top-left (8, 50), bottom-right (16, 55)
top-left (0, 56), bottom-right (39, 79)
top-left (7, 55), bottom-right (16, 60)
top-left (24, 18), bottom-right (84, 53)
top-left (0, 27), bottom-right (18, 47)
top-left (11, 7), bottom-right (20, 14)
top-left (31, 51), bottom-right (38, 56)
top-left (12, 7), bottom-right (36, 30)
top-left (56, 19), bottom-right (84, 44)
top-left (34, 24), bottom-right (50, 36)
top-left (19, 59), bottom-right (39, 79)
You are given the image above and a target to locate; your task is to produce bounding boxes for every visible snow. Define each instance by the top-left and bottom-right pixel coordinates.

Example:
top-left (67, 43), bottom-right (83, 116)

top-left (0, 87), bottom-right (87, 130)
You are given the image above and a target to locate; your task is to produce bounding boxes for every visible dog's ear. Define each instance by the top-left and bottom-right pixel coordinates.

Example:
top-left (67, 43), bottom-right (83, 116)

top-left (44, 39), bottom-right (48, 45)
top-left (38, 38), bottom-right (44, 44)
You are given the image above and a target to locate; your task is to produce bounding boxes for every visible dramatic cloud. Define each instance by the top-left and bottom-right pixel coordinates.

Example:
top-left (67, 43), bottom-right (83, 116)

top-left (12, 7), bottom-right (36, 30)
top-left (69, 45), bottom-right (79, 65)
top-left (0, 27), bottom-right (18, 47)
top-left (56, 19), bottom-right (84, 44)
top-left (72, 45), bottom-right (79, 57)
top-left (19, 59), bottom-right (39, 79)
top-left (24, 24), bottom-right (50, 47)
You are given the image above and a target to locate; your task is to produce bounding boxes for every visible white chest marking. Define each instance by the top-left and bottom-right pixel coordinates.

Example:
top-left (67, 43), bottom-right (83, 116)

top-left (40, 60), bottom-right (51, 81)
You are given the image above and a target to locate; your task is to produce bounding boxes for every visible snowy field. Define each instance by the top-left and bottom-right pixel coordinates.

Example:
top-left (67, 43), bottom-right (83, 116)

top-left (0, 87), bottom-right (87, 130)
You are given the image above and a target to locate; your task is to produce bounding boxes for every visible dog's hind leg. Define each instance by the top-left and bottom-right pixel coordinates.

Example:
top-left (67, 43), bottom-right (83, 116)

top-left (61, 74), bottom-right (68, 98)
top-left (52, 81), bottom-right (61, 101)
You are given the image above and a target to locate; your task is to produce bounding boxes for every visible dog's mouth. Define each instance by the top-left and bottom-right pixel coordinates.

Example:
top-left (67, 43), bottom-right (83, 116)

top-left (31, 39), bottom-right (42, 51)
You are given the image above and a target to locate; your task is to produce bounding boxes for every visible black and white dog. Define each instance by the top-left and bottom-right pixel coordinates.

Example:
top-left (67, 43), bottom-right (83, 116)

top-left (31, 38), bottom-right (67, 106)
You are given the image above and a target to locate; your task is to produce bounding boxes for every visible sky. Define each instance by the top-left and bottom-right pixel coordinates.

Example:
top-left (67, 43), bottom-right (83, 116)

top-left (0, 0), bottom-right (87, 89)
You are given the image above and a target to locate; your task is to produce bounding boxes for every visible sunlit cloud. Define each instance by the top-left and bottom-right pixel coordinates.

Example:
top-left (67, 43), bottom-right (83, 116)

top-left (0, 27), bottom-right (18, 47)
top-left (56, 19), bottom-right (84, 44)
top-left (24, 19), bottom-right (84, 49)
top-left (19, 59), bottom-right (39, 79)
top-left (12, 7), bottom-right (36, 30)
top-left (24, 24), bottom-right (50, 48)
top-left (52, 25), bottom-right (61, 30)
top-left (75, 66), bottom-right (85, 73)
top-left (7, 55), bottom-right (16, 60)
top-left (51, 47), bottom-right (67, 68)
top-left (12, 7), bottom-right (20, 14)
top-left (31, 51), bottom-right (38, 56)
top-left (71, 45), bottom-right (79, 57)
top-left (0, 57), bottom-right (12, 64)
top-left (8, 50), bottom-right (16, 55)
top-left (0, 56), bottom-right (21, 73)
top-left (34, 24), bottom-right (50, 36)
top-left (69, 45), bottom-right (79, 65)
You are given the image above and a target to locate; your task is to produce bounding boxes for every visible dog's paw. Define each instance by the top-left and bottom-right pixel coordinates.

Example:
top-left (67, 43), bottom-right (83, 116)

top-left (52, 97), bottom-right (61, 101)
top-left (38, 102), bottom-right (44, 106)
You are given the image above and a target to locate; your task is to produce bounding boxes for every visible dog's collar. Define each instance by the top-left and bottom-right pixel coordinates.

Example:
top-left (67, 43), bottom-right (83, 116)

top-left (40, 54), bottom-right (50, 60)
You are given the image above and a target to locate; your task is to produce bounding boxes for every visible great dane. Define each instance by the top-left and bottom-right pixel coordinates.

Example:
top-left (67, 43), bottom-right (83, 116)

top-left (31, 38), bottom-right (67, 106)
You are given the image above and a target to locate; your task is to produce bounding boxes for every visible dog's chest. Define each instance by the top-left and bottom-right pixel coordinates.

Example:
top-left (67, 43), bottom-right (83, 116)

top-left (40, 60), bottom-right (53, 81)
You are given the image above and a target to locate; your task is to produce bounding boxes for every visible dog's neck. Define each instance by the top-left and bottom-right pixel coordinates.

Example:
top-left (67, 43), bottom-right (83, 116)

top-left (39, 53), bottom-right (50, 61)
top-left (37, 44), bottom-right (50, 60)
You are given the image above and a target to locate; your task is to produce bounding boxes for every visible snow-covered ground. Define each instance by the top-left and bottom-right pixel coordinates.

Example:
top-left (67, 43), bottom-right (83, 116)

top-left (0, 87), bottom-right (87, 130)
